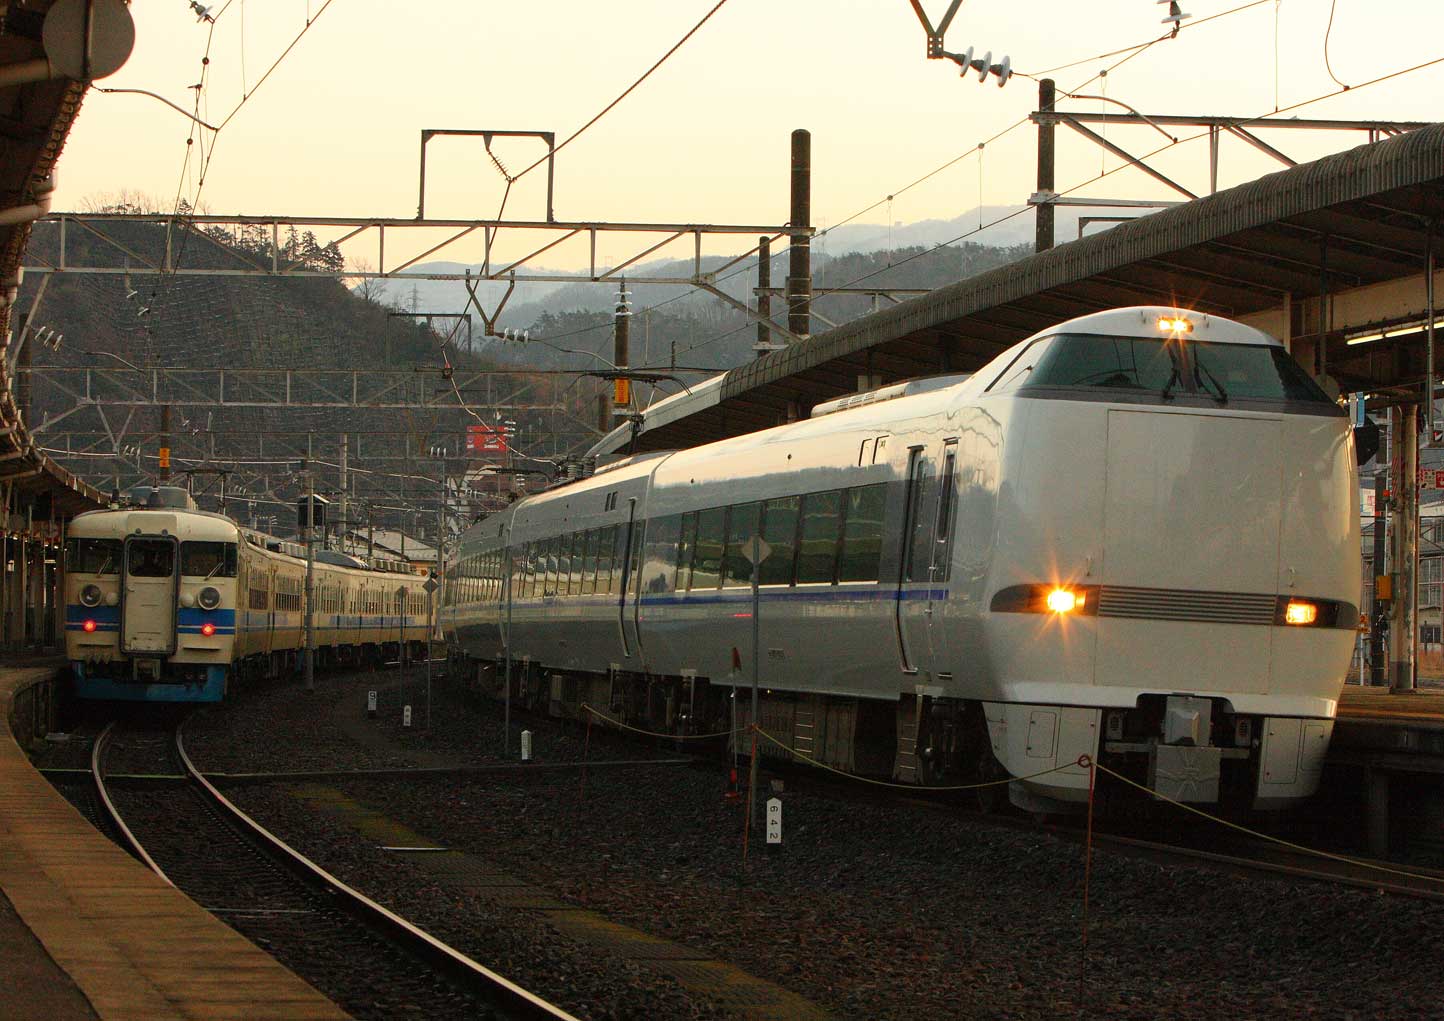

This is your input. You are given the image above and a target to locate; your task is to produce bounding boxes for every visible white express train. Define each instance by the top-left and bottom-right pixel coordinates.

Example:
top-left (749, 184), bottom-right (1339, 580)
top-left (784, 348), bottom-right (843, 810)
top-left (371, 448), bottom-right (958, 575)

top-left (65, 486), bottom-right (430, 703)
top-left (442, 307), bottom-right (1361, 811)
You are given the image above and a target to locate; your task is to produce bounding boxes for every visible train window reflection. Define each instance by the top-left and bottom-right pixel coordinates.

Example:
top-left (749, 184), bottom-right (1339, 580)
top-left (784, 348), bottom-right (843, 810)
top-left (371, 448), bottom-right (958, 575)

top-left (581, 530), bottom-right (600, 595)
top-left (691, 508), bottom-right (726, 590)
top-left (722, 503), bottom-right (760, 588)
top-left (642, 515), bottom-right (681, 594)
top-left (66, 538), bottom-right (121, 574)
top-left (797, 490), bottom-right (843, 584)
top-left (1025, 334), bottom-right (1177, 391)
top-left (840, 485), bottom-right (887, 582)
top-left (760, 497), bottom-right (800, 586)
top-left (181, 541), bottom-right (238, 578)
top-left (676, 512), bottom-right (698, 591)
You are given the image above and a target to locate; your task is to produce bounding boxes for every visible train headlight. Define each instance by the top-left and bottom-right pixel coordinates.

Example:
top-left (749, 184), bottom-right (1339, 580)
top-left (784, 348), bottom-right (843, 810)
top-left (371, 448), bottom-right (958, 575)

top-left (1284, 600), bottom-right (1319, 626)
top-left (197, 586), bottom-right (221, 610)
top-left (80, 584), bottom-right (102, 607)
top-left (1045, 588), bottom-right (1081, 613)
top-left (1157, 315), bottom-right (1193, 334)
top-left (990, 583), bottom-right (1098, 615)
top-left (82, 619), bottom-right (97, 633)
top-left (200, 622), bottom-right (216, 637)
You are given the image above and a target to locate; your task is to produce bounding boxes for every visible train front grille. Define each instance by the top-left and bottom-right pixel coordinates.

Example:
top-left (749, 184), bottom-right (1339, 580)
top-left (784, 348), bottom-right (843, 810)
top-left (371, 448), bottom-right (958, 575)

top-left (1096, 586), bottom-right (1277, 626)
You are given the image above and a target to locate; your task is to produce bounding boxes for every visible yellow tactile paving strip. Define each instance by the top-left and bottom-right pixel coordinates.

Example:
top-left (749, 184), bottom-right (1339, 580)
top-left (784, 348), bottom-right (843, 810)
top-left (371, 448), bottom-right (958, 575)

top-left (290, 784), bottom-right (833, 1021)
top-left (1338, 686), bottom-right (1444, 722)
top-left (0, 666), bottom-right (349, 1021)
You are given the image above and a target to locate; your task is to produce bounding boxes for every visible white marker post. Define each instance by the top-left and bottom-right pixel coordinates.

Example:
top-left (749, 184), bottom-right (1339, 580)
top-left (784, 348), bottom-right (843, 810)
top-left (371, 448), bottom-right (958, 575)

top-left (742, 534), bottom-right (772, 831)
top-left (403, 704), bottom-right (412, 728)
top-left (766, 796), bottom-right (782, 848)
top-left (367, 690), bottom-right (377, 719)
top-left (521, 729), bottom-right (532, 762)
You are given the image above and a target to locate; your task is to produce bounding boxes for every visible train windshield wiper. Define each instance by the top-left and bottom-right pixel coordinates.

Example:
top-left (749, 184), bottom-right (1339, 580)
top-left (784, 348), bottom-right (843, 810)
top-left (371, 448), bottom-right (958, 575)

top-left (1160, 365), bottom-right (1180, 401)
top-left (204, 561), bottom-right (223, 580)
top-left (1193, 356), bottom-right (1229, 404)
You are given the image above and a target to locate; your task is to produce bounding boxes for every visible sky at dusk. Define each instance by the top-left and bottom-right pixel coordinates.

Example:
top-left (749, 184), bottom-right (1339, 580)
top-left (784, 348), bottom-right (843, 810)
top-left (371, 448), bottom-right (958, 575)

top-left (53, 0), bottom-right (1444, 272)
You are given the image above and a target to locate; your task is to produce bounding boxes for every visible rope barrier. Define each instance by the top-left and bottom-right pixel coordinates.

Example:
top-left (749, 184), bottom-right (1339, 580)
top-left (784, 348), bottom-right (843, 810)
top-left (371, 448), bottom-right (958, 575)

top-left (750, 723), bottom-right (1081, 791)
top-left (579, 703), bottom-right (741, 742)
top-left (1079, 754), bottom-right (1096, 1015)
top-left (1094, 762), bottom-right (1444, 888)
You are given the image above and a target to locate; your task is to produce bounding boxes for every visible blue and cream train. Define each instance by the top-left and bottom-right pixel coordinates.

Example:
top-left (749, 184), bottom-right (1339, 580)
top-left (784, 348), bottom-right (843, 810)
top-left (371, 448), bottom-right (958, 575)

top-left (65, 486), bottom-right (429, 703)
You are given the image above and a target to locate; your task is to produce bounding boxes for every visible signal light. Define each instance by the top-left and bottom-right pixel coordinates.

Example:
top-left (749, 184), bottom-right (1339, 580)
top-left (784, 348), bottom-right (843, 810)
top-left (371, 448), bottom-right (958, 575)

top-left (1284, 600), bottom-right (1319, 626)
top-left (200, 622), bottom-right (216, 637)
top-left (82, 619), bottom-right (96, 633)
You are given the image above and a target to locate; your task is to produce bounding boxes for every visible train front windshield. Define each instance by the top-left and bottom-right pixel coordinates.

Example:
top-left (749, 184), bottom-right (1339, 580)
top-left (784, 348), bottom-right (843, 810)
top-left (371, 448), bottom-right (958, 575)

top-left (1017, 333), bottom-right (1336, 406)
top-left (127, 540), bottom-right (175, 578)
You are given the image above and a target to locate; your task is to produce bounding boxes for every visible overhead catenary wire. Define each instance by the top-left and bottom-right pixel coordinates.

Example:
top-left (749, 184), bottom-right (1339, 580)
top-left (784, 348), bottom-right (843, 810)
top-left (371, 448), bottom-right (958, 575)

top-left (509, 0), bottom-right (733, 186)
top-left (671, 47), bottom-right (1444, 363)
top-left (543, 0), bottom-right (1276, 364)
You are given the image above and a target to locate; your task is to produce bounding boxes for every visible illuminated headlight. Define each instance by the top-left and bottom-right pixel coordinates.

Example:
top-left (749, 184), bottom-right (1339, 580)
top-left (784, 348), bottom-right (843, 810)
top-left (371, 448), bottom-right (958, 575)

top-left (1045, 588), bottom-right (1080, 613)
top-left (1157, 315), bottom-right (1194, 334)
top-left (200, 622), bottom-right (216, 637)
top-left (197, 586), bottom-right (221, 610)
top-left (80, 584), bottom-right (103, 607)
top-left (990, 583), bottom-right (1098, 615)
top-left (1284, 600), bottom-right (1319, 626)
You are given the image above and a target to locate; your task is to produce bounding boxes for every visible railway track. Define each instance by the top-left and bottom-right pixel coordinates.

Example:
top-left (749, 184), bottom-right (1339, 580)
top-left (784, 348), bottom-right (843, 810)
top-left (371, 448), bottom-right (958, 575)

top-left (91, 719), bottom-right (578, 1021)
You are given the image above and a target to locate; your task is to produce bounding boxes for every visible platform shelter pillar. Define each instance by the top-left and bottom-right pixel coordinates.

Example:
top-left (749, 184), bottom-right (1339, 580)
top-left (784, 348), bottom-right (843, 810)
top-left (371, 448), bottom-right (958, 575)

top-left (1390, 404), bottom-right (1419, 691)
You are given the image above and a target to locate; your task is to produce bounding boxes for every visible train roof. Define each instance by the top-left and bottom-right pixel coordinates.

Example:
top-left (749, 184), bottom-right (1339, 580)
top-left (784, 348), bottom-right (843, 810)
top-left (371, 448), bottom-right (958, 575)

top-left (1032, 306), bottom-right (1279, 346)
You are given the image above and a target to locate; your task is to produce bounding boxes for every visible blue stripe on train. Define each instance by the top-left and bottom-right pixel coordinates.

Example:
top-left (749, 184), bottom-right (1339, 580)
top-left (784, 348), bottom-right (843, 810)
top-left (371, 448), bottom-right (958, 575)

top-left (71, 663), bottom-right (227, 703)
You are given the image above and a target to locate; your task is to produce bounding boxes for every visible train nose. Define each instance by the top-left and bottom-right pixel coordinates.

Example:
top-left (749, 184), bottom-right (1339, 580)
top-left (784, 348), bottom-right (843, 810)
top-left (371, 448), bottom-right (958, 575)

top-left (1095, 410), bottom-right (1283, 694)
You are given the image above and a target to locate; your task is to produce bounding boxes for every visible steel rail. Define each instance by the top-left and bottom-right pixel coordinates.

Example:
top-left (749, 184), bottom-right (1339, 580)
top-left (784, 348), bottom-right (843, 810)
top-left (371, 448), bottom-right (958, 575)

top-left (89, 721), bottom-right (175, 886)
top-left (172, 723), bottom-right (580, 1021)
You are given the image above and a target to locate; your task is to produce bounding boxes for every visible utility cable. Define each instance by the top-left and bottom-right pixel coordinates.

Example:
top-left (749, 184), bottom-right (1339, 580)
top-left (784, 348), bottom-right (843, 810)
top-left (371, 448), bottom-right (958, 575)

top-left (510, 0), bottom-right (732, 184)
top-left (1323, 0), bottom-right (1348, 89)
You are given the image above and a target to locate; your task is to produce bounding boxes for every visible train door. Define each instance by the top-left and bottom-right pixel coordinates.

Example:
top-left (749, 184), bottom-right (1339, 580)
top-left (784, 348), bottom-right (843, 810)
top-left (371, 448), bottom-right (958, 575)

top-left (618, 499), bottom-right (640, 657)
top-left (121, 536), bottom-right (179, 656)
top-left (924, 440), bottom-right (960, 670)
top-left (895, 447), bottom-right (938, 676)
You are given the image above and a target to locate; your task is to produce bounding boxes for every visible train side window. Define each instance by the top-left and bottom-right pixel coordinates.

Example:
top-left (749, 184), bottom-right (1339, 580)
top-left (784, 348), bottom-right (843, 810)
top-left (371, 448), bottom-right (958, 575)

top-left (641, 515), bottom-right (680, 594)
top-left (721, 502), bottom-right (760, 588)
top-left (594, 527), bottom-right (615, 594)
top-left (675, 512), bottom-right (698, 591)
top-left (797, 490), bottom-right (843, 584)
top-left (540, 537), bottom-right (556, 595)
top-left (840, 484), bottom-right (888, 582)
top-left (579, 530), bottom-right (598, 595)
top-left (760, 497), bottom-right (800, 586)
top-left (565, 533), bottom-right (581, 595)
top-left (565, 532), bottom-right (582, 595)
top-left (691, 507), bottom-right (726, 590)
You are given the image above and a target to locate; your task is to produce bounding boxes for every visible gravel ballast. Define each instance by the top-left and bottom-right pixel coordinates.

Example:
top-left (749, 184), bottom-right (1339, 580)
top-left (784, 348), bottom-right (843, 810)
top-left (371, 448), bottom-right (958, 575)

top-left (181, 668), bottom-right (1444, 1020)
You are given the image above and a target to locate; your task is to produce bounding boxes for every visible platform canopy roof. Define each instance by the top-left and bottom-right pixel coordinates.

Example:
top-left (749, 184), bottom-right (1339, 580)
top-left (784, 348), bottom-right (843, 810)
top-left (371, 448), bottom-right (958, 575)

top-left (601, 121), bottom-right (1444, 455)
top-left (0, 3), bottom-right (102, 518)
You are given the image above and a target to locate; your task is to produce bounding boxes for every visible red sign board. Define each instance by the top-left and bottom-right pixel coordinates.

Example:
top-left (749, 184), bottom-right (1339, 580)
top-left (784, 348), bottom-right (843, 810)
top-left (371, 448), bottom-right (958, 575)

top-left (466, 424), bottom-right (508, 455)
top-left (1418, 468), bottom-right (1444, 491)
